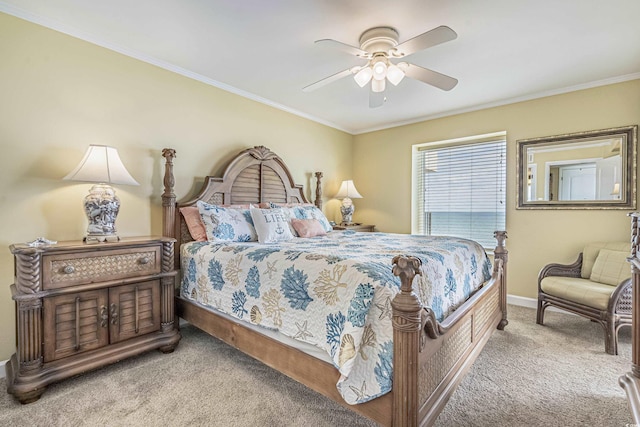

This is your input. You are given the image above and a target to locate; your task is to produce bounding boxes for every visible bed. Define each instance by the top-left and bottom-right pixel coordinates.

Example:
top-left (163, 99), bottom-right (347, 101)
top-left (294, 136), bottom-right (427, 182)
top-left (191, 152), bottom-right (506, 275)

top-left (161, 145), bottom-right (508, 426)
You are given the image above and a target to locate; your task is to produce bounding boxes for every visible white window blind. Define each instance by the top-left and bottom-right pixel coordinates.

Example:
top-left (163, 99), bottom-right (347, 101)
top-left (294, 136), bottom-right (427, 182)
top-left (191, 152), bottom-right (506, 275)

top-left (413, 134), bottom-right (506, 248)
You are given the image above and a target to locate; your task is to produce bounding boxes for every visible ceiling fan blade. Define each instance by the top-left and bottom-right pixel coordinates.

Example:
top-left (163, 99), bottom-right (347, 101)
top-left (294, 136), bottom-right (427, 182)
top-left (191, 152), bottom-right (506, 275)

top-left (369, 87), bottom-right (386, 108)
top-left (402, 63), bottom-right (458, 91)
top-left (393, 26), bottom-right (457, 57)
top-left (303, 68), bottom-right (357, 92)
top-left (315, 39), bottom-right (369, 57)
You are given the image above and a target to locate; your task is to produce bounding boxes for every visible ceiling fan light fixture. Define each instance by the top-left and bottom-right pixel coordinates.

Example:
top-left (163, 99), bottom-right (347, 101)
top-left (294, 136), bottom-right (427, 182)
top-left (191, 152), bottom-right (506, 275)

top-left (372, 61), bottom-right (387, 80)
top-left (354, 66), bottom-right (373, 87)
top-left (386, 63), bottom-right (405, 86)
top-left (305, 26), bottom-right (458, 106)
top-left (371, 78), bottom-right (386, 93)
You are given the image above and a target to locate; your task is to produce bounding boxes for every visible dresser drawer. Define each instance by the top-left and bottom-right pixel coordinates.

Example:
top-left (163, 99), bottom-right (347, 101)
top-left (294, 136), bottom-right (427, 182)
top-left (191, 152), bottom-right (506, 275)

top-left (42, 245), bottom-right (162, 290)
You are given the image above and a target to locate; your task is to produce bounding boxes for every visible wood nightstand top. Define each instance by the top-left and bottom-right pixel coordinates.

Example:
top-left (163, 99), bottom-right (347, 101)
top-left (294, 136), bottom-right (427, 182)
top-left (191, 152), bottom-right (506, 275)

top-left (332, 223), bottom-right (375, 232)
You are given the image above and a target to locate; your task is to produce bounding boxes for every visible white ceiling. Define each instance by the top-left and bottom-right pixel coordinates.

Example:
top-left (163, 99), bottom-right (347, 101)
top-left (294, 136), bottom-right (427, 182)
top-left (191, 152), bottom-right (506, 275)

top-left (2, 0), bottom-right (640, 134)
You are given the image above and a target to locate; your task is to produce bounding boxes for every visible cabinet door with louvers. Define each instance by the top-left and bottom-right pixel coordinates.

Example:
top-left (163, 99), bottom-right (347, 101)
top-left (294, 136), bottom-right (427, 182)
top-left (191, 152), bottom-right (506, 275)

top-left (109, 280), bottom-right (161, 343)
top-left (43, 289), bottom-right (109, 362)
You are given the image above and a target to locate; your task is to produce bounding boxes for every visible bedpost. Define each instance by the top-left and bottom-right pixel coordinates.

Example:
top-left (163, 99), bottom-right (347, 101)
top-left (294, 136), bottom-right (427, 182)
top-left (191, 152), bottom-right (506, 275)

top-left (493, 230), bottom-right (508, 330)
top-left (391, 255), bottom-right (422, 427)
top-left (161, 148), bottom-right (176, 237)
top-left (314, 171), bottom-right (323, 209)
top-left (620, 213), bottom-right (640, 423)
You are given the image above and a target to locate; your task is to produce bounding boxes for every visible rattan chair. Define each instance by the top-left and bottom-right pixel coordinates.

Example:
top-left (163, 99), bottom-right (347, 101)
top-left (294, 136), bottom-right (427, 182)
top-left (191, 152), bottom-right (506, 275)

top-left (536, 242), bottom-right (632, 355)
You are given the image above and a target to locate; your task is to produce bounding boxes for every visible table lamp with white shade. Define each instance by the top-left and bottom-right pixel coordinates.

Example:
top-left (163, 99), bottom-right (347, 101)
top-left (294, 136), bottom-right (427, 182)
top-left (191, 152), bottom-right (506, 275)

top-left (335, 180), bottom-right (363, 225)
top-left (63, 145), bottom-right (139, 243)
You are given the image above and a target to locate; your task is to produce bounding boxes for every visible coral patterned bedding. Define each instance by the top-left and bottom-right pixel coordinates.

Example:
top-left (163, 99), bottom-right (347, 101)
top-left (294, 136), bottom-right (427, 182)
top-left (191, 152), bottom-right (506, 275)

top-left (180, 230), bottom-right (492, 404)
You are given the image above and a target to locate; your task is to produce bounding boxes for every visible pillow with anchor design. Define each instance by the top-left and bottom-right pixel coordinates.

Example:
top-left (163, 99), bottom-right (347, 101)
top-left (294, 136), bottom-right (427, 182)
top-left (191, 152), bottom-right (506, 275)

top-left (250, 207), bottom-right (295, 243)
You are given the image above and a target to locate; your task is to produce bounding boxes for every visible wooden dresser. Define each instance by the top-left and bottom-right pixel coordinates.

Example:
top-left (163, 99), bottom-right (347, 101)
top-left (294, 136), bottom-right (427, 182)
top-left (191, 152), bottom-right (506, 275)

top-left (6, 236), bottom-right (181, 404)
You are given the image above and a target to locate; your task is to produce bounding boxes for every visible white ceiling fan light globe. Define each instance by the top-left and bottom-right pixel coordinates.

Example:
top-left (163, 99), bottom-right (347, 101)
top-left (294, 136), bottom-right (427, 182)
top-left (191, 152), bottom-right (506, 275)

top-left (372, 61), bottom-right (387, 80)
top-left (371, 78), bottom-right (386, 93)
top-left (354, 66), bottom-right (373, 87)
top-left (386, 63), bottom-right (405, 86)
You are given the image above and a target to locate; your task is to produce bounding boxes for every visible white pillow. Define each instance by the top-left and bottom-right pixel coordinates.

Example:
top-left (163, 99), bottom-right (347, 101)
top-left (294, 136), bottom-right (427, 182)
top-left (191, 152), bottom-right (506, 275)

top-left (250, 208), bottom-right (295, 243)
top-left (276, 206), bottom-right (304, 236)
top-left (197, 200), bottom-right (257, 242)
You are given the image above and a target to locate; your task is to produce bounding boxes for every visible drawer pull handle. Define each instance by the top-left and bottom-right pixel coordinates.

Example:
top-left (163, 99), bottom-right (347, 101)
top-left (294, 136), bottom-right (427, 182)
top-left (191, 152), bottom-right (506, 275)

top-left (63, 265), bottom-right (75, 274)
top-left (139, 257), bottom-right (150, 265)
top-left (110, 303), bottom-right (118, 325)
top-left (100, 305), bottom-right (108, 328)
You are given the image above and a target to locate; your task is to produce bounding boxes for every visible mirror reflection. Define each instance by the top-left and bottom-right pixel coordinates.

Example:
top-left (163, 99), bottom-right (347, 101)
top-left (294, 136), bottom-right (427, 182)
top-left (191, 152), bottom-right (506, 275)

top-left (517, 126), bottom-right (637, 209)
top-left (525, 137), bottom-right (623, 202)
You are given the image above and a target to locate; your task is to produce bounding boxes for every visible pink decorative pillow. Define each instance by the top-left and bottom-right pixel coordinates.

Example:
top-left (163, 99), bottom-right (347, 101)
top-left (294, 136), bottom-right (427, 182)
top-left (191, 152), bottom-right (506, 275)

top-left (180, 206), bottom-right (207, 242)
top-left (291, 218), bottom-right (327, 238)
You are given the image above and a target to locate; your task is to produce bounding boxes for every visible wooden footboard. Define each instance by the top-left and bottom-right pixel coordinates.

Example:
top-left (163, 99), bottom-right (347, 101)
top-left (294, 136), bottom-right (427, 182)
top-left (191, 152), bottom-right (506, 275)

top-left (391, 231), bottom-right (507, 426)
top-left (161, 146), bottom-right (508, 426)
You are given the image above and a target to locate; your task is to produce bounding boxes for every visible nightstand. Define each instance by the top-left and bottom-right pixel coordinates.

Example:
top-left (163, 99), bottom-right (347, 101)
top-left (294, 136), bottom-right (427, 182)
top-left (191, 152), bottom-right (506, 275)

top-left (333, 223), bottom-right (375, 232)
top-left (6, 236), bottom-right (181, 404)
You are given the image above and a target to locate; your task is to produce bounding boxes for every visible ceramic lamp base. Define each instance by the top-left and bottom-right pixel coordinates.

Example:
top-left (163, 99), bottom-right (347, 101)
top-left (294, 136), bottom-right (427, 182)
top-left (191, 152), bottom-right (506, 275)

top-left (340, 197), bottom-right (355, 225)
top-left (83, 183), bottom-right (121, 243)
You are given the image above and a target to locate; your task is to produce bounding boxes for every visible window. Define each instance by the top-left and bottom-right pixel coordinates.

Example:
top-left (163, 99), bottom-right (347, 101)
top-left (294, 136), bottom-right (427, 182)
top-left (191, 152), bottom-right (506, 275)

top-left (412, 132), bottom-right (506, 248)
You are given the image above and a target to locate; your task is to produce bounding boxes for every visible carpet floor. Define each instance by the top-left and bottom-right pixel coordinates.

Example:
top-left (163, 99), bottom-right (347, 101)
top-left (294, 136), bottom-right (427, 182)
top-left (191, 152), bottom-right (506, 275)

top-left (0, 305), bottom-right (633, 426)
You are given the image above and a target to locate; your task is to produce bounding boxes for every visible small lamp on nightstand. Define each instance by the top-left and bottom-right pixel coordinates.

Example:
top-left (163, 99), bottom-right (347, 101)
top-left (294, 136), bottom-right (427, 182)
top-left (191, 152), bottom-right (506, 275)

top-left (63, 145), bottom-right (139, 243)
top-left (611, 182), bottom-right (621, 199)
top-left (335, 180), bottom-right (363, 226)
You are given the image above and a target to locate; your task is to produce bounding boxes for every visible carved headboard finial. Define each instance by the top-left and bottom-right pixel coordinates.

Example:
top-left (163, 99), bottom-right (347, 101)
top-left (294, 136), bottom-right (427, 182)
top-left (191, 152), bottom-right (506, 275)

top-left (315, 172), bottom-right (323, 209)
top-left (162, 148), bottom-right (176, 161)
top-left (161, 148), bottom-right (177, 205)
top-left (248, 145), bottom-right (279, 161)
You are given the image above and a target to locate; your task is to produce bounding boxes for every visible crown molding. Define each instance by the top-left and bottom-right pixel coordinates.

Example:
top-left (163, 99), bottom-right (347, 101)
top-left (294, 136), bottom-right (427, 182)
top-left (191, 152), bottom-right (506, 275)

top-left (355, 72), bottom-right (640, 134)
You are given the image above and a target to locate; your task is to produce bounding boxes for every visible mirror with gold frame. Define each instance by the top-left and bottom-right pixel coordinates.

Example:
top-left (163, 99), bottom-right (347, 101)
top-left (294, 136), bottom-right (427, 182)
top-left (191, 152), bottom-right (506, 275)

top-left (517, 125), bottom-right (637, 209)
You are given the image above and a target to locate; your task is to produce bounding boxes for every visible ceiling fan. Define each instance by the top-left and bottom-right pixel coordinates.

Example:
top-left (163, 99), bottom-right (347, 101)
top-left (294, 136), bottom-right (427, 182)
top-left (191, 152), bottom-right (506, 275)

top-left (303, 26), bottom-right (459, 108)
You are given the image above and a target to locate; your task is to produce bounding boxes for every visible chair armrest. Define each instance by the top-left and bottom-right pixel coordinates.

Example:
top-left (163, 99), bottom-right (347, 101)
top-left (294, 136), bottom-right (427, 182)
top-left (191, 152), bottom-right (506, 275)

top-left (538, 253), bottom-right (583, 290)
top-left (609, 277), bottom-right (633, 315)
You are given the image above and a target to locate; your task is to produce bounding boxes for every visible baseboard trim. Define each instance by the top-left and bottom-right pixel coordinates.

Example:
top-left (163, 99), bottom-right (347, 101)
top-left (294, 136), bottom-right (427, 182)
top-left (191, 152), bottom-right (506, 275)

top-left (0, 359), bottom-right (6, 380)
top-left (507, 294), bottom-right (538, 309)
top-left (507, 293), bottom-right (575, 315)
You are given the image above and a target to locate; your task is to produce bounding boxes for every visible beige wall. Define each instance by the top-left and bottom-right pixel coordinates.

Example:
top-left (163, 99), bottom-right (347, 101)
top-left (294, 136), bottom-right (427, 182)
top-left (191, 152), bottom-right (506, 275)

top-left (0, 14), bottom-right (352, 361)
top-left (2, 11), bottom-right (638, 364)
top-left (353, 78), bottom-right (640, 303)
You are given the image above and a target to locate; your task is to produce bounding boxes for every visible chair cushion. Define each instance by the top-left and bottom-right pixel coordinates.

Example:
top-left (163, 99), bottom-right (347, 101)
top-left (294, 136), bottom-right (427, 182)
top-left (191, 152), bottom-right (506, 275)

top-left (590, 248), bottom-right (631, 286)
top-left (540, 276), bottom-right (616, 310)
top-left (581, 241), bottom-right (629, 278)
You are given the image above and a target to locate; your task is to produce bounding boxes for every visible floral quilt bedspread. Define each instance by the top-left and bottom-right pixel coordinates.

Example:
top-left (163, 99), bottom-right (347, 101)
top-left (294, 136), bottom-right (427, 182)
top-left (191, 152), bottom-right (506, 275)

top-left (180, 231), bottom-right (492, 404)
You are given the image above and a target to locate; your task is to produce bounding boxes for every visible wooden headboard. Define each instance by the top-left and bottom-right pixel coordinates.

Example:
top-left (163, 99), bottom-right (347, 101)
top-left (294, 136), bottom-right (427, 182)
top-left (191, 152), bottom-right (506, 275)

top-left (161, 146), bottom-right (323, 267)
